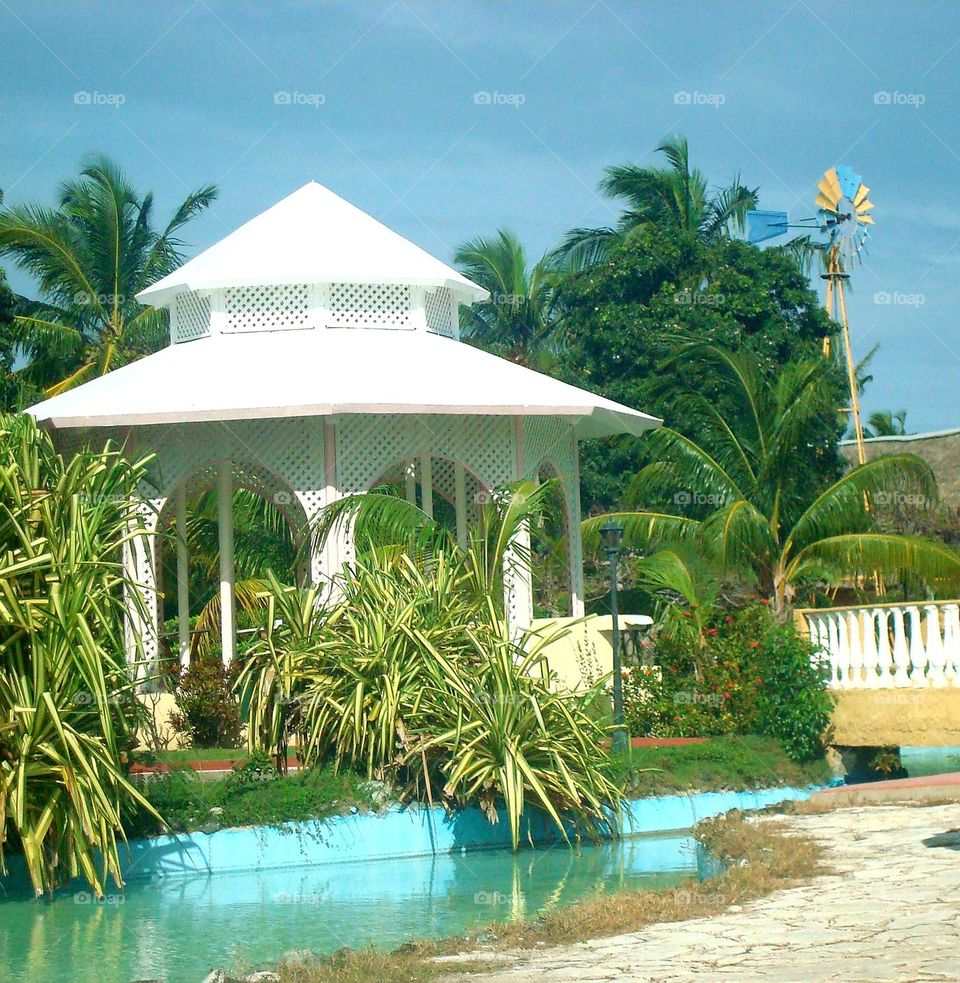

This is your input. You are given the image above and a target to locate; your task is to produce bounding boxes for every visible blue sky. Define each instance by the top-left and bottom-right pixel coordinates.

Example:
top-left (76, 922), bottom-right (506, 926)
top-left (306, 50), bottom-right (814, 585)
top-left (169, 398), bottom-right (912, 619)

top-left (1, 1), bottom-right (958, 430)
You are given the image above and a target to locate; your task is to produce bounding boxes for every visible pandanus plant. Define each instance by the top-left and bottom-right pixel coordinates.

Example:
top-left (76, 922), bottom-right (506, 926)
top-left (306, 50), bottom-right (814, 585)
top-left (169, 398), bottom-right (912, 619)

top-left (0, 414), bottom-right (160, 895)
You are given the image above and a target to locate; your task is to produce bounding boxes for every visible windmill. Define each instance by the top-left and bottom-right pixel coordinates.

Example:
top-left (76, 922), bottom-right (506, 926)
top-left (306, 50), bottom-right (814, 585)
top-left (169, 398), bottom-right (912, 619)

top-left (746, 166), bottom-right (875, 464)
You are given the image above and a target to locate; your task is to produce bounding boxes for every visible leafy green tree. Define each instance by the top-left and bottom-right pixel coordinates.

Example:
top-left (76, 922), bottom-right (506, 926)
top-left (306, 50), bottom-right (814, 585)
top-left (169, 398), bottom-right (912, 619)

top-left (557, 136), bottom-right (758, 268)
top-left (556, 227), bottom-right (840, 509)
top-left (0, 155), bottom-right (216, 396)
top-left (584, 346), bottom-right (960, 618)
top-left (455, 230), bottom-right (560, 370)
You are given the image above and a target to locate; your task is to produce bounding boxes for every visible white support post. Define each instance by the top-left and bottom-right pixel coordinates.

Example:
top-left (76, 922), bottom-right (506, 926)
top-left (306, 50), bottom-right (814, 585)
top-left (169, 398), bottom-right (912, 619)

top-left (405, 460), bottom-right (417, 506)
top-left (568, 437), bottom-right (586, 618)
top-left (419, 454), bottom-right (433, 519)
top-left (454, 462), bottom-right (468, 550)
top-left (504, 416), bottom-right (533, 634)
top-left (175, 484), bottom-right (191, 670)
top-left (217, 461), bottom-right (236, 668)
top-left (122, 496), bottom-right (161, 687)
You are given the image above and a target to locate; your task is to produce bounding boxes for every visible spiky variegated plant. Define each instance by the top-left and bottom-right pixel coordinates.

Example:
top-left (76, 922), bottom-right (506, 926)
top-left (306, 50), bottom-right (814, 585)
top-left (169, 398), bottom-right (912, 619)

top-left (0, 156), bottom-right (216, 395)
top-left (238, 480), bottom-right (622, 847)
top-left (0, 414), bottom-right (161, 896)
top-left (584, 345), bottom-right (960, 617)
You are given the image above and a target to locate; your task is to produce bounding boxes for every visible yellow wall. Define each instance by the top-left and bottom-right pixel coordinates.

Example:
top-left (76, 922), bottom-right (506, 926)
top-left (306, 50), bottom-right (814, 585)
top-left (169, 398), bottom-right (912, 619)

top-left (831, 688), bottom-right (960, 747)
top-left (529, 614), bottom-right (652, 690)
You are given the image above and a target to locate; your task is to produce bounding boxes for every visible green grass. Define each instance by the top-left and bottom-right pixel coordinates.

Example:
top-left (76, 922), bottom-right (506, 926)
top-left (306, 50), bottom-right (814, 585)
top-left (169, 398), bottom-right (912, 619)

top-left (136, 747), bottom-right (255, 764)
top-left (608, 735), bottom-right (834, 798)
top-left (125, 763), bottom-right (378, 839)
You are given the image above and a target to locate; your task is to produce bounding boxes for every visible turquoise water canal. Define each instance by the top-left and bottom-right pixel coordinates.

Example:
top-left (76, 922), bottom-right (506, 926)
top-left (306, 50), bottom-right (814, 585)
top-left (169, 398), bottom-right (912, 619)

top-left (0, 831), bottom-right (711, 983)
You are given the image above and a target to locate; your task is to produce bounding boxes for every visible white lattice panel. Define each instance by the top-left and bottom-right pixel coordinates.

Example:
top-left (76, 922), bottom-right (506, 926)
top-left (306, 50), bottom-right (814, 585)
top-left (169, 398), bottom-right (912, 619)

top-left (327, 283), bottom-right (411, 329)
top-left (337, 414), bottom-right (514, 494)
top-left (425, 287), bottom-right (456, 338)
top-left (173, 291), bottom-right (211, 343)
top-left (224, 284), bottom-right (312, 333)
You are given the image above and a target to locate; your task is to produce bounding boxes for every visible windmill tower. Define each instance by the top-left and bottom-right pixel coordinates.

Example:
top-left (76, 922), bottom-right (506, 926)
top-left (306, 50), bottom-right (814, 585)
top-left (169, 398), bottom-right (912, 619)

top-left (747, 166), bottom-right (875, 464)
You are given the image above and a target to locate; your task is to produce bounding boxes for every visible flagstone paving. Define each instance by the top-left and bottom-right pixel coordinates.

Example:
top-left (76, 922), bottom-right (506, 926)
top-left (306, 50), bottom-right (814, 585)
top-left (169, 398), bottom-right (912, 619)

top-left (456, 802), bottom-right (960, 983)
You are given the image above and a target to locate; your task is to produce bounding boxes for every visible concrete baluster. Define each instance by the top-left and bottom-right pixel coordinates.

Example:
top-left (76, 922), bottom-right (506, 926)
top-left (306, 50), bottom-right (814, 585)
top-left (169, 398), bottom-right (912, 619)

top-left (891, 606), bottom-right (911, 687)
top-left (835, 613), bottom-right (851, 688)
top-left (827, 615), bottom-right (842, 688)
top-left (861, 610), bottom-right (880, 687)
top-left (846, 611), bottom-right (864, 688)
top-left (907, 605), bottom-right (927, 687)
top-left (925, 604), bottom-right (947, 687)
top-left (874, 608), bottom-right (893, 686)
top-left (942, 604), bottom-right (960, 685)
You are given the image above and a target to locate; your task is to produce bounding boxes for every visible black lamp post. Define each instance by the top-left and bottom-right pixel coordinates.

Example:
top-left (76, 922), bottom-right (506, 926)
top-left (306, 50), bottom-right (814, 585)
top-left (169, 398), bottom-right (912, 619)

top-left (600, 518), bottom-right (628, 755)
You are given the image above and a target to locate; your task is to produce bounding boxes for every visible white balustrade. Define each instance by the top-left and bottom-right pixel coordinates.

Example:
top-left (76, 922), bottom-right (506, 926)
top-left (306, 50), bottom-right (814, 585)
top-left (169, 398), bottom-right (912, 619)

top-left (799, 600), bottom-right (960, 690)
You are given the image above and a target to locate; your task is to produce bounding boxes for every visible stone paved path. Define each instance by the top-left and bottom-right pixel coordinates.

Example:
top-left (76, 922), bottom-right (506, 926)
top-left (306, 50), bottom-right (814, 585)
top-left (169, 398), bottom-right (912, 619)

top-left (456, 803), bottom-right (960, 983)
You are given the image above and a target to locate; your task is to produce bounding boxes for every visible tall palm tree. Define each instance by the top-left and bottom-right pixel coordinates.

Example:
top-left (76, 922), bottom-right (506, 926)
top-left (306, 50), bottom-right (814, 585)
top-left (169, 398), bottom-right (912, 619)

top-left (864, 409), bottom-right (908, 438)
top-left (454, 230), bottom-right (560, 370)
top-left (0, 156), bottom-right (216, 395)
top-left (558, 136), bottom-right (758, 268)
top-left (584, 345), bottom-right (960, 617)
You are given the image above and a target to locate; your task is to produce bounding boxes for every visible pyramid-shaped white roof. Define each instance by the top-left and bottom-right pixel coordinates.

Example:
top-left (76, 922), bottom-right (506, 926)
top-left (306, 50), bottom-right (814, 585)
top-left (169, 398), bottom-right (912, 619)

top-left (137, 182), bottom-right (488, 306)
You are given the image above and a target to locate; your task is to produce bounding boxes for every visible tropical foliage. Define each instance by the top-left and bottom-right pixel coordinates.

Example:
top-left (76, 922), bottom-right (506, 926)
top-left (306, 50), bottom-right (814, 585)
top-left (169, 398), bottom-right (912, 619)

top-left (557, 136), bottom-right (758, 268)
top-left (238, 484), bottom-right (622, 848)
top-left (0, 414), bottom-right (158, 895)
top-left (455, 230), bottom-right (561, 370)
top-left (0, 155), bottom-right (216, 396)
top-left (864, 409), bottom-right (909, 438)
top-left (584, 345), bottom-right (960, 616)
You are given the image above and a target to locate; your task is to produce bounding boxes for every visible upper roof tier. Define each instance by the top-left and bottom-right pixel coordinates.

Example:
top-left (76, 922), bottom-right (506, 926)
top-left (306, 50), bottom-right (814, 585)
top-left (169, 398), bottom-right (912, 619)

top-left (136, 182), bottom-right (488, 307)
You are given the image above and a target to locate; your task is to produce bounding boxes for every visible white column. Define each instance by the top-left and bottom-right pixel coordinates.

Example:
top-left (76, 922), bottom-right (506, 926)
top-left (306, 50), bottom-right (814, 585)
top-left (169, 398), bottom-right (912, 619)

top-left (925, 604), bottom-right (947, 687)
top-left (836, 613), bottom-right (851, 688)
top-left (907, 605), bottom-right (927, 686)
top-left (419, 454), bottom-right (433, 519)
top-left (175, 484), bottom-right (191, 670)
top-left (874, 609), bottom-right (892, 686)
top-left (405, 460), bottom-right (417, 507)
top-left (504, 416), bottom-right (533, 633)
top-left (567, 437), bottom-right (586, 619)
top-left (846, 611), bottom-right (864, 687)
top-left (827, 614), bottom-right (842, 687)
top-left (943, 604), bottom-right (960, 684)
top-left (217, 461), bottom-right (236, 668)
top-left (861, 610), bottom-right (880, 687)
top-left (122, 503), bottom-right (160, 683)
top-left (891, 606), bottom-right (911, 687)
top-left (454, 462), bottom-right (468, 550)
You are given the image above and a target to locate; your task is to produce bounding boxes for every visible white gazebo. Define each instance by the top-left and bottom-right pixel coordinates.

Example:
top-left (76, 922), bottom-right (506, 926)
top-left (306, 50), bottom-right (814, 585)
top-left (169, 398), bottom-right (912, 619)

top-left (28, 182), bottom-right (660, 671)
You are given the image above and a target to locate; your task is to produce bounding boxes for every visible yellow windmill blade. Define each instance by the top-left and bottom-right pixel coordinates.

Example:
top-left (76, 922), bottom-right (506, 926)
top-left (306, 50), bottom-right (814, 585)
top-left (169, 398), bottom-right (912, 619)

top-left (854, 183), bottom-right (871, 206)
top-left (816, 165), bottom-right (873, 268)
top-left (819, 168), bottom-right (842, 203)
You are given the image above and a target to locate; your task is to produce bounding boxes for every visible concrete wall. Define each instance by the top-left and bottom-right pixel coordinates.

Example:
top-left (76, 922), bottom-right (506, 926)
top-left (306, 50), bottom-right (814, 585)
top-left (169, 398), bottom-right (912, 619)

top-left (530, 613), bottom-right (652, 689)
top-left (840, 428), bottom-right (960, 506)
top-left (831, 688), bottom-right (960, 747)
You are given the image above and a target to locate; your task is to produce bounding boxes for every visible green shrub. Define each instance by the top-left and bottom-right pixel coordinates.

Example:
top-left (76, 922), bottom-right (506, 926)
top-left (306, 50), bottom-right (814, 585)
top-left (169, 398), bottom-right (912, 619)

top-left (169, 657), bottom-right (242, 748)
top-left (613, 603), bottom-right (833, 760)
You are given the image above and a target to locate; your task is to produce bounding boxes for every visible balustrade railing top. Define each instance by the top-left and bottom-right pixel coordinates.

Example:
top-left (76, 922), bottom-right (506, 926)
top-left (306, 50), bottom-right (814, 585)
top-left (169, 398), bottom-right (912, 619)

top-left (796, 601), bottom-right (960, 690)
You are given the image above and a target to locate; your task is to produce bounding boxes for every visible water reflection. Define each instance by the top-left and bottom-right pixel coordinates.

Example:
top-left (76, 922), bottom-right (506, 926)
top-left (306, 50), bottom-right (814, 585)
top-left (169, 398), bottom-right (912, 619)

top-left (0, 832), bottom-right (706, 983)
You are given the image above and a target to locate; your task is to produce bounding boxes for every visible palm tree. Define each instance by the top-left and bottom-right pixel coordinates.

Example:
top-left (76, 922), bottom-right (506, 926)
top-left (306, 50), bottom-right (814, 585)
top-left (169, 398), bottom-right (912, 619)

top-left (864, 410), bottom-right (908, 438)
top-left (0, 156), bottom-right (216, 395)
top-left (454, 230), bottom-right (560, 370)
top-left (584, 345), bottom-right (960, 617)
top-left (557, 136), bottom-right (758, 268)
